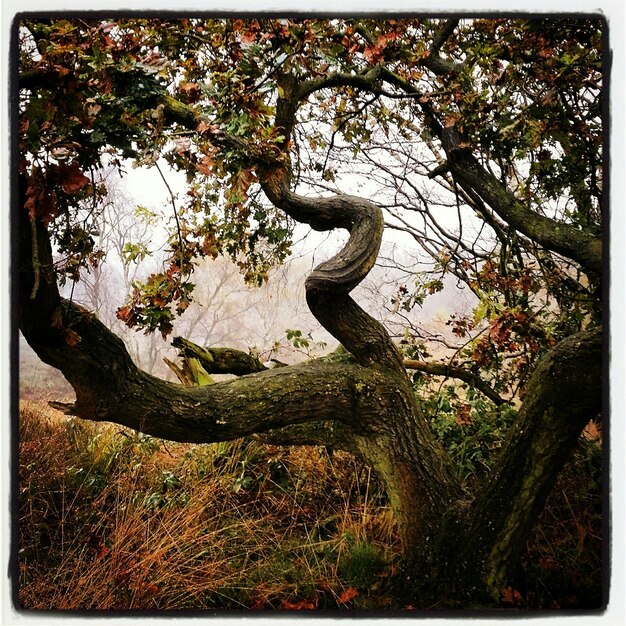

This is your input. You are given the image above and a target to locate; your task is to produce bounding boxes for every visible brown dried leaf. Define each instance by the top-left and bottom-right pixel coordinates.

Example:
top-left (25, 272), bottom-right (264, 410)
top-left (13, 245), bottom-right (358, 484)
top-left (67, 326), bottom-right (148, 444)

top-left (56, 162), bottom-right (91, 194)
top-left (501, 586), bottom-right (523, 605)
top-left (63, 329), bottom-right (82, 347)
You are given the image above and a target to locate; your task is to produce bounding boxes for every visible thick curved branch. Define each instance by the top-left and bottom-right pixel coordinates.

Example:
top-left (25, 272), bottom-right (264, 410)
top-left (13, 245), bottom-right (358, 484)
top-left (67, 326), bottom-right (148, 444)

top-left (42, 310), bottom-right (399, 444)
top-left (440, 130), bottom-right (602, 276)
top-left (16, 184), bottom-right (401, 447)
top-left (259, 168), bottom-right (404, 374)
top-left (158, 86), bottom-right (406, 365)
top-left (253, 78), bottom-right (407, 375)
top-left (458, 326), bottom-right (603, 595)
top-left (374, 67), bottom-right (602, 276)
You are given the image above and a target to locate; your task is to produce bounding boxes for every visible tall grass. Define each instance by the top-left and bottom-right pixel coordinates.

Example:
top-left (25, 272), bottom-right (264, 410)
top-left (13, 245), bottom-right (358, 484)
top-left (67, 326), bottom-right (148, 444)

top-left (17, 400), bottom-right (602, 610)
top-left (18, 401), bottom-right (399, 610)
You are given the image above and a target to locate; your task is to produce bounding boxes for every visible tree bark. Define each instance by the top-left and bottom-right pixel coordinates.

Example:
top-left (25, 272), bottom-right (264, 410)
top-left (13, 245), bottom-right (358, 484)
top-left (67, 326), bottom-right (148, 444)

top-left (451, 327), bottom-right (603, 599)
top-left (17, 72), bottom-right (603, 606)
top-left (18, 169), bottom-right (462, 568)
top-left (440, 130), bottom-right (602, 277)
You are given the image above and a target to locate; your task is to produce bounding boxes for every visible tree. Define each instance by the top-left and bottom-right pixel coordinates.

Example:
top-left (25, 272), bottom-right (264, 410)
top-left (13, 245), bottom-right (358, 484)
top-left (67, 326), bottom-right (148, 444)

top-left (16, 17), bottom-right (603, 606)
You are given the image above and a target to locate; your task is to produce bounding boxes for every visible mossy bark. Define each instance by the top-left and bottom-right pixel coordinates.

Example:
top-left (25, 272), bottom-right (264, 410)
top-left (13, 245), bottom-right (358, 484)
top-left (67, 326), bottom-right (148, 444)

top-left (455, 328), bottom-right (603, 597)
top-left (17, 79), bottom-right (604, 604)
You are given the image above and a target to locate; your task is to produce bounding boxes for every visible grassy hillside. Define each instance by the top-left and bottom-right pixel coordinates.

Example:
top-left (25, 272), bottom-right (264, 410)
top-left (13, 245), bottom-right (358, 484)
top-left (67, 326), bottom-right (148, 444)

top-left (17, 397), bottom-right (602, 611)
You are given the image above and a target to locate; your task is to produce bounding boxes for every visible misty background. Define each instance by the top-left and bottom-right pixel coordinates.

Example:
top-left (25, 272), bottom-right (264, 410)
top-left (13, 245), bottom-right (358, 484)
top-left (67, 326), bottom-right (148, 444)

top-left (19, 162), bottom-right (477, 402)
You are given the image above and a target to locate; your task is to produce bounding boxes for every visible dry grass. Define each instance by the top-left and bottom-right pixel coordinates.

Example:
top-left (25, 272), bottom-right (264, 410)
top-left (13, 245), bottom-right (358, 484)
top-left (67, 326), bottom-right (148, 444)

top-left (17, 398), bottom-right (603, 611)
top-left (17, 401), bottom-right (399, 610)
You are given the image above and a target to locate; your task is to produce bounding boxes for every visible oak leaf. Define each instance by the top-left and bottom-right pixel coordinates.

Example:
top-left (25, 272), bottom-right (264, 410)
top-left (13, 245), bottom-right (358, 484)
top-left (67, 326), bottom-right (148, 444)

top-left (501, 586), bottom-right (523, 605)
top-left (56, 162), bottom-right (91, 194)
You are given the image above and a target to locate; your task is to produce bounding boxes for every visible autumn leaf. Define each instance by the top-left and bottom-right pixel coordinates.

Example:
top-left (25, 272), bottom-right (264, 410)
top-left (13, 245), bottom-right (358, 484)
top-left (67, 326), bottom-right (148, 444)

top-left (178, 81), bottom-right (201, 103)
top-left (501, 586), bottom-right (523, 605)
top-left (179, 81), bottom-right (200, 95)
top-left (337, 587), bottom-right (359, 604)
top-left (116, 305), bottom-right (137, 327)
top-left (363, 33), bottom-right (394, 64)
top-left (583, 420), bottom-right (601, 441)
top-left (196, 120), bottom-right (220, 135)
top-left (232, 18), bottom-right (245, 32)
top-left (363, 44), bottom-right (384, 64)
top-left (55, 162), bottom-right (91, 194)
top-left (196, 154), bottom-right (215, 176)
top-left (455, 404), bottom-right (472, 426)
top-left (240, 27), bottom-right (258, 44)
top-left (279, 596), bottom-right (317, 610)
top-left (24, 166), bottom-right (57, 223)
top-left (230, 167), bottom-right (257, 199)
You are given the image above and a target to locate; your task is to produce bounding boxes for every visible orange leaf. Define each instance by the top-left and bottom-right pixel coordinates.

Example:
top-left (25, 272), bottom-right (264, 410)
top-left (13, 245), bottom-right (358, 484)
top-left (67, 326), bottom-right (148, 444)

top-left (279, 597), bottom-right (317, 610)
top-left (179, 81), bottom-right (200, 94)
top-left (338, 587), bottom-right (359, 603)
top-left (583, 421), bottom-right (601, 441)
top-left (501, 586), bottom-right (523, 605)
top-left (241, 30), bottom-right (257, 44)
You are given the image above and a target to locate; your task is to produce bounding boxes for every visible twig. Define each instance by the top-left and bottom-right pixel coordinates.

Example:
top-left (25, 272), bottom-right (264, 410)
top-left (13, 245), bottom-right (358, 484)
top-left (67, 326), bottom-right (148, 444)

top-left (155, 162), bottom-right (185, 270)
top-left (403, 358), bottom-right (507, 406)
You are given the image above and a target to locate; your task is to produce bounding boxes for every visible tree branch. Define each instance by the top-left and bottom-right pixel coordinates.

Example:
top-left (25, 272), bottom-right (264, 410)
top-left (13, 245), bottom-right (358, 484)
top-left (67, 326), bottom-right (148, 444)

top-left (459, 327), bottom-right (603, 596)
top-left (425, 19), bottom-right (465, 76)
top-left (26, 294), bottom-right (404, 445)
top-left (296, 66), bottom-right (385, 101)
top-left (440, 130), bottom-right (602, 276)
top-left (431, 19), bottom-right (460, 55)
top-left (404, 359), bottom-right (507, 406)
top-left (369, 67), bottom-right (602, 277)
top-left (16, 182), bottom-right (401, 445)
top-left (171, 336), bottom-right (267, 375)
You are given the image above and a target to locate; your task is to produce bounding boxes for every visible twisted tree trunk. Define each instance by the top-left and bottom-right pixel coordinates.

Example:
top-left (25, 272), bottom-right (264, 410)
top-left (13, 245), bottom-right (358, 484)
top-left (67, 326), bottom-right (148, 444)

top-left (17, 86), bottom-right (603, 605)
